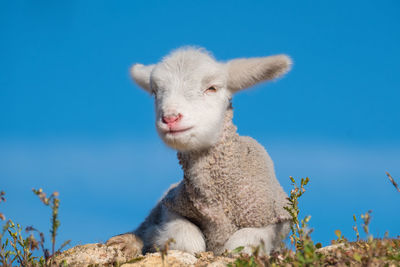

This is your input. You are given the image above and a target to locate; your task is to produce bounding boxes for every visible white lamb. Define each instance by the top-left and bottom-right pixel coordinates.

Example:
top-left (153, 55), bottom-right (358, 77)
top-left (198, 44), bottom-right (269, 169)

top-left (106, 47), bottom-right (292, 256)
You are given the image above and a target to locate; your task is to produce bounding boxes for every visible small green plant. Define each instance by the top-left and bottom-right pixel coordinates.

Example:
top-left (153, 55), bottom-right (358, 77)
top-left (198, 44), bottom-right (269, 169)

top-left (0, 191), bottom-right (5, 221)
top-left (352, 214), bottom-right (360, 241)
top-left (283, 176), bottom-right (320, 251)
top-left (228, 254), bottom-right (258, 267)
top-left (227, 242), bottom-right (265, 267)
top-left (284, 176), bottom-right (324, 265)
top-left (1, 220), bottom-right (44, 266)
top-left (333, 229), bottom-right (347, 244)
top-left (386, 172), bottom-right (400, 193)
top-left (361, 210), bottom-right (372, 238)
top-left (0, 189), bottom-right (70, 267)
top-left (32, 188), bottom-right (71, 258)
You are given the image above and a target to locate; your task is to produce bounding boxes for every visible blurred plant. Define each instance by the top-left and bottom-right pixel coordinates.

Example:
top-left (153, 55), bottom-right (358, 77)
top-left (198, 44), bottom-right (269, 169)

top-left (0, 191), bottom-right (6, 221)
top-left (227, 242), bottom-right (266, 267)
top-left (155, 238), bottom-right (175, 267)
top-left (352, 214), bottom-right (360, 241)
top-left (1, 220), bottom-right (12, 266)
top-left (0, 220), bottom-right (43, 266)
top-left (386, 172), bottom-right (400, 193)
top-left (361, 210), bottom-right (372, 237)
top-left (333, 229), bottom-right (347, 244)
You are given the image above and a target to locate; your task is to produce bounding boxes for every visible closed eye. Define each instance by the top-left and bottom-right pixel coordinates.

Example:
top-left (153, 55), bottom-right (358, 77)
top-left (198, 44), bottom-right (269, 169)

top-left (205, 86), bottom-right (217, 93)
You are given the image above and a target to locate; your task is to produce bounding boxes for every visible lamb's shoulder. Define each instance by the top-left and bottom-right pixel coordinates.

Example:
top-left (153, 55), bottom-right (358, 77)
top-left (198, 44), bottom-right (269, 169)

top-left (232, 136), bottom-right (290, 226)
top-left (237, 135), bottom-right (275, 179)
top-left (161, 181), bottom-right (200, 223)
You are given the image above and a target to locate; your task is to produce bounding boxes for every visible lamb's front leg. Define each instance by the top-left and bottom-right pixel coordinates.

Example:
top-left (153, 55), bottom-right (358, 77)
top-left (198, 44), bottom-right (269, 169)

top-left (106, 204), bottom-right (205, 255)
top-left (154, 207), bottom-right (206, 254)
top-left (106, 233), bottom-right (143, 258)
top-left (223, 221), bottom-right (290, 255)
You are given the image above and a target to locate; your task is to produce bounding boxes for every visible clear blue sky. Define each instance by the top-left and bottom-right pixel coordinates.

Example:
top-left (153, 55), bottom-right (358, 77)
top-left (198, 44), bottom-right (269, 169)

top-left (1, 1), bottom-right (399, 249)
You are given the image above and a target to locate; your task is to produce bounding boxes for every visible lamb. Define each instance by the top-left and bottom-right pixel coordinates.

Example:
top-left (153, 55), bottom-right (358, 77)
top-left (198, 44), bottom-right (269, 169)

top-left (106, 47), bottom-right (292, 256)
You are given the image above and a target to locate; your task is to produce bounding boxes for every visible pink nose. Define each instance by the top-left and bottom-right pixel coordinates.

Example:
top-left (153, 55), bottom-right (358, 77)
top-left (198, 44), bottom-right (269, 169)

top-left (162, 114), bottom-right (182, 126)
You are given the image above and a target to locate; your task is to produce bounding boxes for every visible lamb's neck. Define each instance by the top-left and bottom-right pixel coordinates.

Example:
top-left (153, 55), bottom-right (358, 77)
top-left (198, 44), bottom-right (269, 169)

top-left (177, 108), bottom-right (239, 192)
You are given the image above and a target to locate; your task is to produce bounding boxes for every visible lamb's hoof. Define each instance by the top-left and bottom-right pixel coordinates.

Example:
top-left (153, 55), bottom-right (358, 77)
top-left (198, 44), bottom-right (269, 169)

top-left (106, 233), bottom-right (143, 258)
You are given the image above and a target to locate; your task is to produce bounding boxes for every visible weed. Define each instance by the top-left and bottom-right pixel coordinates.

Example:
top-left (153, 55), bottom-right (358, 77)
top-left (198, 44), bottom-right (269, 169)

top-left (229, 175), bottom-right (400, 267)
top-left (0, 191), bottom-right (5, 221)
top-left (155, 238), bottom-right (175, 267)
top-left (386, 172), bottom-right (400, 193)
top-left (283, 176), bottom-right (311, 251)
top-left (0, 188), bottom-right (70, 266)
top-left (32, 188), bottom-right (71, 257)
top-left (352, 214), bottom-right (360, 242)
top-left (227, 242), bottom-right (265, 267)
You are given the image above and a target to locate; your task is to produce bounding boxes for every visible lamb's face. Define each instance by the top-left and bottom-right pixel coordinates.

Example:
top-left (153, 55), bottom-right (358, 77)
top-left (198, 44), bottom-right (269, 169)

top-left (130, 47), bottom-right (292, 152)
top-left (149, 52), bottom-right (231, 151)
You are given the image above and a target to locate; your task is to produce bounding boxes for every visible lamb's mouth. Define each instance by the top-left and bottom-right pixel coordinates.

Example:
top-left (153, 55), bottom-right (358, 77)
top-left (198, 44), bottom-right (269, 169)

top-left (165, 127), bottom-right (193, 136)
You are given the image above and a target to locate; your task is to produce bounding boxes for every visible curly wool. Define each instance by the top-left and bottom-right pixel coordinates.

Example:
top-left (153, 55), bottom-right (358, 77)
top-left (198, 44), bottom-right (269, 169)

top-left (161, 107), bottom-right (290, 253)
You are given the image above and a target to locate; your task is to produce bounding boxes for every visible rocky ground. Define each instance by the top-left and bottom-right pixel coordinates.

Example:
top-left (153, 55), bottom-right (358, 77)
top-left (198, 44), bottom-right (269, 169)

top-left (52, 243), bottom-right (235, 266)
top-left (52, 240), bottom-right (400, 267)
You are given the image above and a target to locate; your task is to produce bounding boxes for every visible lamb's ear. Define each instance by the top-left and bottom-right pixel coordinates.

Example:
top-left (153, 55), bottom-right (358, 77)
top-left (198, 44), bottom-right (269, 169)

top-left (130, 64), bottom-right (155, 92)
top-left (226, 55), bottom-right (292, 93)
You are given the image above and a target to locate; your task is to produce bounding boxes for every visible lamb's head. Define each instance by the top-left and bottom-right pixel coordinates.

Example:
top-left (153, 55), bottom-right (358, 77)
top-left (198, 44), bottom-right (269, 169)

top-left (131, 47), bottom-right (291, 152)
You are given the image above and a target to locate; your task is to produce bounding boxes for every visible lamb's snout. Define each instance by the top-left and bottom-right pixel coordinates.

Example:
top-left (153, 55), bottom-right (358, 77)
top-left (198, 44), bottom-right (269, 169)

top-left (162, 113), bottom-right (182, 127)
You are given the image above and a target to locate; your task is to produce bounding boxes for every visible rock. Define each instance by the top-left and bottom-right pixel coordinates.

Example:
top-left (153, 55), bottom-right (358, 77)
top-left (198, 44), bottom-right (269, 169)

top-left (316, 243), bottom-right (346, 254)
top-left (121, 250), bottom-right (197, 266)
top-left (53, 243), bottom-right (234, 266)
top-left (53, 241), bottom-right (400, 266)
top-left (52, 243), bottom-right (136, 266)
top-left (194, 251), bottom-right (235, 266)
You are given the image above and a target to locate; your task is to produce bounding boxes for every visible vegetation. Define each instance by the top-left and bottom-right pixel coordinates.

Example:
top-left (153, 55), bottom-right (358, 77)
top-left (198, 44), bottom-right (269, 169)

top-left (229, 174), bottom-right (400, 267)
top-left (0, 189), bottom-right (69, 266)
top-left (0, 173), bottom-right (399, 266)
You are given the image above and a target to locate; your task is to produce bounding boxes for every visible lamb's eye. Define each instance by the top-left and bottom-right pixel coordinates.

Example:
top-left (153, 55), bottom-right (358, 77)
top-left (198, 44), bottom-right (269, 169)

top-left (205, 86), bottom-right (217, 93)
